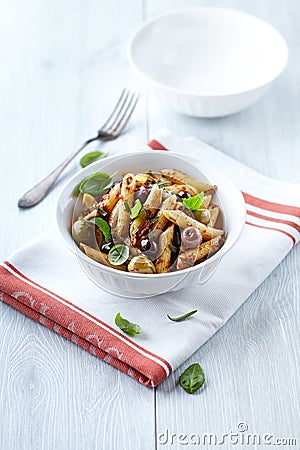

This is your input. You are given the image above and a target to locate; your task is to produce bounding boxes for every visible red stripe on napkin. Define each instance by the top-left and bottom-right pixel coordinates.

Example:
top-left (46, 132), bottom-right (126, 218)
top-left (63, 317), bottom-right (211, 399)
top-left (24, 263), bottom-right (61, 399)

top-left (0, 291), bottom-right (154, 386)
top-left (243, 192), bottom-right (300, 217)
top-left (247, 210), bottom-right (300, 233)
top-left (4, 262), bottom-right (172, 372)
top-left (246, 221), bottom-right (296, 245)
top-left (0, 262), bottom-right (172, 387)
top-left (147, 139), bottom-right (168, 151)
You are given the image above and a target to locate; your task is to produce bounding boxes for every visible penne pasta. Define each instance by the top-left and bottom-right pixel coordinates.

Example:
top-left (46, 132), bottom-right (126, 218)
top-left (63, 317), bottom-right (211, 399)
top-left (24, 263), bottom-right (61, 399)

top-left (174, 201), bottom-right (194, 215)
top-left (123, 237), bottom-right (143, 257)
top-left (109, 199), bottom-right (122, 228)
top-left (73, 167), bottom-right (226, 274)
top-left (152, 194), bottom-right (177, 232)
top-left (163, 184), bottom-right (198, 196)
top-left (115, 174), bottom-right (136, 237)
top-left (80, 244), bottom-right (127, 271)
top-left (160, 169), bottom-right (215, 193)
top-left (208, 206), bottom-right (220, 228)
top-left (203, 195), bottom-right (212, 208)
top-left (83, 209), bottom-right (99, 221)
top-left (134, 173), bottom-right (157, 186)
top-left (98, 182), bottom-right (121, 214)
top-left (130, 209), bottom-right (147, 246)
top-left (155, 224), bottom-right (174, 273)
top-left (176, 236), bottom-right (222, 270)
top-left (143, 183), bottom-right (162, 217)
top-left (82, 193), bottom-right (97, 211)
top-left (162, 210), bottom-right (224, 240)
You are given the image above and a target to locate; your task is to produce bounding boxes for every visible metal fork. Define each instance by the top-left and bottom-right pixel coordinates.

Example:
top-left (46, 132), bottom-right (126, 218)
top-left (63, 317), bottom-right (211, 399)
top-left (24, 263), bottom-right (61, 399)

top-left (18, 89), bottom-right (139, 208)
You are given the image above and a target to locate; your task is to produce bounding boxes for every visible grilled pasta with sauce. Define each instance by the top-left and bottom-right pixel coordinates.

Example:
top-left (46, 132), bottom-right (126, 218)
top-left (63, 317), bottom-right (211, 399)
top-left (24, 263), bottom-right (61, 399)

top-left (71, 168), bottom-right (226, 273)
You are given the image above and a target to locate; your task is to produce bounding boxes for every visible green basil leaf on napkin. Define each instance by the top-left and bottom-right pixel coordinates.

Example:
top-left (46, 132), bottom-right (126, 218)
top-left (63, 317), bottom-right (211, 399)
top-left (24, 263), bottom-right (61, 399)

top-left (80, 151), bottom-right (109, 168)
top-left (79, 172), bottom-right (113, 196)
top-left (90, 217), bottom-right (111, 242)
top-left (108, 244), bottom-right (129, 265)
top-left (179, 363), bottom-right (205, 394)
top-left (167, 310), bottom-right (198, 322)
top-left (182, 192), bottom-right (204, 211)
top-left (130, 199), bottom-right (142, 219)
top-left (115, 312), bottom-right (141, 336)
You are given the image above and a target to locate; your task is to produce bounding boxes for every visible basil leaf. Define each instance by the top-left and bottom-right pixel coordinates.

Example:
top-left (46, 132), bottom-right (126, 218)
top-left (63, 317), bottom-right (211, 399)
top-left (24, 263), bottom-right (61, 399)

top-left (124, 201), bottom-right (131, 213)
top-left (108, 244), bottom-right (129, 265)
top-left (179, 363), bottom-right (205, 394)
top-left (130, 199), bottom-right (142, 219)
top-left (90, 217), bottom-right (111, 242)
top-left (80, 151), bottom-right (109, 168)
top-left (167, 310), bottom-right (197, 322)
top-left (115, 312), bottom-right (141, 336)
top-left (182, 192), bottom-right (204, 211)
top-left (79, 172), bottom-right (113, 196)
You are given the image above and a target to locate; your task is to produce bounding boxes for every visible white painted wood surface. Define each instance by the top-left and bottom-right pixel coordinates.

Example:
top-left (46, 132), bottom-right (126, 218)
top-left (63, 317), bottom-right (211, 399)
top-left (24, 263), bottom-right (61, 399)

top-left (0, 1), bottom-right (299, 449)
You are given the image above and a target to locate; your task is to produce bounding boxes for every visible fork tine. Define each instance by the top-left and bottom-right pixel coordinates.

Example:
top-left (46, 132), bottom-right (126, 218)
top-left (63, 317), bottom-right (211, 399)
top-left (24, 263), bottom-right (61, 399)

top-left (108, 92), bottom-right (139, 136)
top-left (99, 88), bottom-right (129, 132)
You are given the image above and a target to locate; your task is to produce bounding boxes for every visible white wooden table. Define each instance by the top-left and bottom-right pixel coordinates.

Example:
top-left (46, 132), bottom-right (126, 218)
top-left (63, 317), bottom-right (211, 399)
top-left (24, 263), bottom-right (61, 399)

top-left (0, 1), bottom-right (299, 449)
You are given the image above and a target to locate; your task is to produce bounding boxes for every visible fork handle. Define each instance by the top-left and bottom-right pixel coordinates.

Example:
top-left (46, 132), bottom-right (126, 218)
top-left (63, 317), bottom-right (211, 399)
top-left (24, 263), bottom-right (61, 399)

top-left (18, 138), bottom-right (97, 208)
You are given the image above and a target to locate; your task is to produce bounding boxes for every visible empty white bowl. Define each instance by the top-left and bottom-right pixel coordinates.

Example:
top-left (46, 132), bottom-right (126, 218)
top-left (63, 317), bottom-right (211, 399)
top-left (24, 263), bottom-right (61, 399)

top-left (128, 7), bottom-right (288, 117)
top-left (56, 151), bottom-right (245, 298)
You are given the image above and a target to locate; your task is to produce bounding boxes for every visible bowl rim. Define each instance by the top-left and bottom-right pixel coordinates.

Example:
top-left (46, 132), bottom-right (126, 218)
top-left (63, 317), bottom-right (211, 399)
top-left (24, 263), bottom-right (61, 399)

top-left (127, 6), bottom-right (289, 98)
top-left (56, 150), bottom-right (246, 279)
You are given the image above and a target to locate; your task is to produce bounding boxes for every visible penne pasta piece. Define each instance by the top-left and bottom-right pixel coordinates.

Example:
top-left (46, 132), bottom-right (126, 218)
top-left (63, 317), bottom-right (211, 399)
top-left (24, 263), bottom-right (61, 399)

top-left (82, 193), bottom-right (97, 211)
top-left (152, 194), bottom-right (177, 231)
top-left (163, 184), bottom-right (198, 196)
top-left (115, 174), bottom-right (136, 237)
top-left (155, 224), bottom-right (175, 273)
top-left (134, 173), bottom-right (157, 186)
top-left (143, 183), bottom-right (162, 217)
top-left (109, 199), bottom-right (122, 228)
top-left (80, 244), bottom-right (127, 271)
top-left (160, 169), bottom-right (216, 193)
top-left (83, 209), bottom-right (99, 221)
top-left (208, 206), bottom-right (220, 228)
top-left (130, 209), bottom-right (147, 246)
top-left (175, 195), bottom-right (211, 222)
top-left (176, 236), bottom-right (222, 270)
top-left (203, 195), bottom-right (212, 208)
top-left (98, 182), bottom-right (121, 214)
top-left (123, 237), bottom-right (143, 257)
top-left (174, 202), bottom-right (195, 216)
top-left (162, 210), bottom-right (224, 240)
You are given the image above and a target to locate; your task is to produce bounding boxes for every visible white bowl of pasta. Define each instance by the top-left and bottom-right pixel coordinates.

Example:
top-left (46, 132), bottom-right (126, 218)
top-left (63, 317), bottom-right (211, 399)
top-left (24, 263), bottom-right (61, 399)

top-left (56, 151), bottom-right (245, 298)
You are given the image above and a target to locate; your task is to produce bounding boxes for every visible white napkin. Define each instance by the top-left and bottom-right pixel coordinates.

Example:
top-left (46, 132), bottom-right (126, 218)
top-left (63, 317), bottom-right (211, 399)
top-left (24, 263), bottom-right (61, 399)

top-left (1, 129), bottom-right (299, 387)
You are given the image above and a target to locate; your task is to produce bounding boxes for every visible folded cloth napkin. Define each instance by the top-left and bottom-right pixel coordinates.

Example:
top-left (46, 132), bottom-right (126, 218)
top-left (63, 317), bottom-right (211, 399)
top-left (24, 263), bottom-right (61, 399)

top-left (1, 129), bottom-right (299, 387)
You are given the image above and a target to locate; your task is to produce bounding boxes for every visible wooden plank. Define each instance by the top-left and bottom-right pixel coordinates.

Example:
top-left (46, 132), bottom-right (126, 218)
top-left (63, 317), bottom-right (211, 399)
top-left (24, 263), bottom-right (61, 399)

top-left (0, 307), bottom-right (156, 450)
